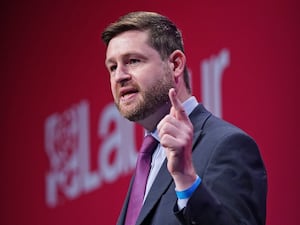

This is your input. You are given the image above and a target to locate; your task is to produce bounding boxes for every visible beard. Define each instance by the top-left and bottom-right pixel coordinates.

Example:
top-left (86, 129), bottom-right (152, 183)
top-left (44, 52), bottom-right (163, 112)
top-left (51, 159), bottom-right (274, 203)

top-left (115, 70), bottom-right (174, 122)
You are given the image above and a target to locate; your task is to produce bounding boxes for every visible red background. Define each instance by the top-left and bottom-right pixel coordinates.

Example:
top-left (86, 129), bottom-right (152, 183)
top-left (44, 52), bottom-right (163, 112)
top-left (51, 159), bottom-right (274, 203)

top-left (1, 1), bottom-right (299, 224)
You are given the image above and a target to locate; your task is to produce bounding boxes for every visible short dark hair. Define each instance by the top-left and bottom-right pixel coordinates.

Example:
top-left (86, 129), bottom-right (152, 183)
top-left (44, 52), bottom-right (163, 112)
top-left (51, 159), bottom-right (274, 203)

top-left (101, 11), bottom-right (191, 93)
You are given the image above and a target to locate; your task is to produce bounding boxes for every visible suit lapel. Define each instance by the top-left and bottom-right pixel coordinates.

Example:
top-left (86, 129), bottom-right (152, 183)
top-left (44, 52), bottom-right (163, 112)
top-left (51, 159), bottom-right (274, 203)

top-left (189, 104), bottom-right (211, 149)
top-left (136, 104), bottom-right (211, 224)
top-left (136, 160), bottom-right (172, 224)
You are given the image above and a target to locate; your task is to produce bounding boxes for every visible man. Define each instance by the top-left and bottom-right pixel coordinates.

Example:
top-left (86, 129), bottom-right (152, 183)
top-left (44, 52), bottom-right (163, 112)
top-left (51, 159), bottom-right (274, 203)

top-left (101, 11), bottom-right (267, 225)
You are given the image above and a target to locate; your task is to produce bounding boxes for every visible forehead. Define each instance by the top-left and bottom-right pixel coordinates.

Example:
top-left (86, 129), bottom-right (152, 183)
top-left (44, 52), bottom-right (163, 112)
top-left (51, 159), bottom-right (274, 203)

top-left (105, 30), bottom-right (154, 61)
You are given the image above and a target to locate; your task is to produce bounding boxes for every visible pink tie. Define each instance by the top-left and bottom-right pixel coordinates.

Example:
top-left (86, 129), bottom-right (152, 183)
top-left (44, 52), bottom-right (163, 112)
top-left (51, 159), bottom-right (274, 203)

top-left (125, 135), bottom-right (158, 225)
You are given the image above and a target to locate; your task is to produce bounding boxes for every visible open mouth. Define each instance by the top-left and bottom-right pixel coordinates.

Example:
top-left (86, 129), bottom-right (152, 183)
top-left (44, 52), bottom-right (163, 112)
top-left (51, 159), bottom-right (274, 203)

top-left (119, 88), bottom-right (139, 101)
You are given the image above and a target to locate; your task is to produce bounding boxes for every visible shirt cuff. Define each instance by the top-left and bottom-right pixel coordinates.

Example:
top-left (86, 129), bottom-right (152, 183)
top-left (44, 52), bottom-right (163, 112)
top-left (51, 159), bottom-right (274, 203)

top-left (175, 175), bottom-right (202, 210)
top-left (177, 198), bottom-right (189, 210)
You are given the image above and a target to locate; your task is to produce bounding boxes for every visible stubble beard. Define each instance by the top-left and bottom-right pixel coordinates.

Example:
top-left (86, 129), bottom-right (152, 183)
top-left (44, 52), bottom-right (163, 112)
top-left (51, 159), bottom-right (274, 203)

top-left (115, 72), bottom-right (174, 122)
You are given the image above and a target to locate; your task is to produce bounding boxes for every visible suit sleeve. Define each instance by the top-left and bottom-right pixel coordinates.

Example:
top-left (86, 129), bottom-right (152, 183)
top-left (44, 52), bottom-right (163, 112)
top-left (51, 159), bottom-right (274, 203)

top-left (174, 130), bottom-right (267, 225)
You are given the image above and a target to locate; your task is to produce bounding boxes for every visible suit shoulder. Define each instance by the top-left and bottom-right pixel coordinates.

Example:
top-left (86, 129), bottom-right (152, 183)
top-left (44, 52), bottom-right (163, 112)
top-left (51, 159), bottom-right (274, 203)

top-left (203, 114), bottom-right (249, 137)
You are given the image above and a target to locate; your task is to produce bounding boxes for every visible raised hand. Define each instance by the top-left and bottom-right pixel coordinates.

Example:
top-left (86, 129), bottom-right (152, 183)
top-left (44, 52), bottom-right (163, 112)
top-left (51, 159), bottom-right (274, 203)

top-left (157, 88), bottom-right (197, 190)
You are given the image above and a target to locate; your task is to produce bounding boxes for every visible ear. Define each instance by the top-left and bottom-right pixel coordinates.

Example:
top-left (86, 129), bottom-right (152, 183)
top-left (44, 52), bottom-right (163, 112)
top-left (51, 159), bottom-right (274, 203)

top-left (169, 50), bottom-right (186, 82)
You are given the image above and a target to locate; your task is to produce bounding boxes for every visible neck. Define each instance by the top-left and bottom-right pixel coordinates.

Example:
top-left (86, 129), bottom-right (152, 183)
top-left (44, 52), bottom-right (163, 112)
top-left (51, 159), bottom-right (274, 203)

top-left (137, 101), bottom-right (171, 132)
top-left (176, 88), bottom-right (191, 103)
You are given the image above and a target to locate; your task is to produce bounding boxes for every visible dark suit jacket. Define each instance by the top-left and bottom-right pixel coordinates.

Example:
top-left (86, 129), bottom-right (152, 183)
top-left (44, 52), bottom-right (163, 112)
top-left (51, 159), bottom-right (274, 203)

top-left (117, 104), bottom-right (267, 225)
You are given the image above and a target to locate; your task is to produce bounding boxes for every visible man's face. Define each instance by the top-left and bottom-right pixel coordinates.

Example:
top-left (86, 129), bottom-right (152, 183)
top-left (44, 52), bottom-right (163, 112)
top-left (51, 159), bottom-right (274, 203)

top-left (105, 30), bottom-right (174, 121)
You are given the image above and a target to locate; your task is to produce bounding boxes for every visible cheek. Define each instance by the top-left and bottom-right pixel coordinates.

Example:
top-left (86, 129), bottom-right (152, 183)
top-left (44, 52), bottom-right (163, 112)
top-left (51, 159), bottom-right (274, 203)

top-left (110, 81), bottom-right (117, 98)
top-left (142, 70), bottom-right (165, 88)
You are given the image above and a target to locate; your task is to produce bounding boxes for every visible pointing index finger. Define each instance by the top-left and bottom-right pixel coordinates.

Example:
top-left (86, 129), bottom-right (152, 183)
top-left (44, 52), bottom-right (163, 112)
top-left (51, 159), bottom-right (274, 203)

top-left (169, 88), bottom-right (182, 111)
top-left (169, 88), bottom-right (188, 120)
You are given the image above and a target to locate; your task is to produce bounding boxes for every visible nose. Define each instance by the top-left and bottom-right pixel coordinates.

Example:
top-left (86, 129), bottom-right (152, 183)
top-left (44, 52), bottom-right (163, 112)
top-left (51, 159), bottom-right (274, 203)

top-left (114, 65), bottom-right (131, 84)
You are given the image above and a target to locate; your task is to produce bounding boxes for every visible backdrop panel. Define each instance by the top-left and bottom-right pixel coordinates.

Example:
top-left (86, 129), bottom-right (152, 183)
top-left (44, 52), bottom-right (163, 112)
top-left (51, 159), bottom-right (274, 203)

top-left (1, 1), bottom-right (299, 225)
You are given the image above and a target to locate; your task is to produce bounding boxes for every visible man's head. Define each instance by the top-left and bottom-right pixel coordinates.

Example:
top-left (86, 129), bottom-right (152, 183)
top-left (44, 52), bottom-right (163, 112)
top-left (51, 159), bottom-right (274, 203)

top-left (102, 12), bottom-right (191, 130)
top-left (102, 11), bottom-right (191, 93)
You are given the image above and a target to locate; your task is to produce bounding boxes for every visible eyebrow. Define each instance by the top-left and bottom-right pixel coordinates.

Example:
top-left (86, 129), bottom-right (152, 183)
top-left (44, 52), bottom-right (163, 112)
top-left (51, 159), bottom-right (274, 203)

top-left (105, 52), bottom-right (147, 66)
top-left (105, 58), bottom-right (115, 66)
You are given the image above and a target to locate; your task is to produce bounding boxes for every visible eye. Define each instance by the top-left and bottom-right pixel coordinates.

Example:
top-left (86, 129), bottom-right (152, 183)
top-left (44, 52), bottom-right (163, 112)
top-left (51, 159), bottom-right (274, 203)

top-left (109, 65), bottom-right (117, 72)
top-left (128, 58), bottom-right (140, 64)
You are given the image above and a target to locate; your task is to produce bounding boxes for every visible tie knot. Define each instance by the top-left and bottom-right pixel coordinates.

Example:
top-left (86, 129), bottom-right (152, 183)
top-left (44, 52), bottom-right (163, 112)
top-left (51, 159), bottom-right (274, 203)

top-left (140, 135), bottom-right (158, 154)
